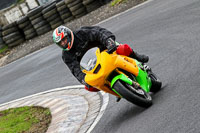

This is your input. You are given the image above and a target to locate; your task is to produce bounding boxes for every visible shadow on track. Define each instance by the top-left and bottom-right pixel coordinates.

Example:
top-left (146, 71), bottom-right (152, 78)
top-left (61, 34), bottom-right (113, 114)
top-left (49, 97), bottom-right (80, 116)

top-left (106, 83), bottom-right (169, 129)
top-left (104, 100), bottom-right (146, 131)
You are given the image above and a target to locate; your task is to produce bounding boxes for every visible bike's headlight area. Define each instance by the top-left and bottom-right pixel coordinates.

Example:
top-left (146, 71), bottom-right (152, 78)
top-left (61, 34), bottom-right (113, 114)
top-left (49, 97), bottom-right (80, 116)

top-left (80, 47), bottom-right (98, 71)
top-left (84, 58), bottom-right (97, 71)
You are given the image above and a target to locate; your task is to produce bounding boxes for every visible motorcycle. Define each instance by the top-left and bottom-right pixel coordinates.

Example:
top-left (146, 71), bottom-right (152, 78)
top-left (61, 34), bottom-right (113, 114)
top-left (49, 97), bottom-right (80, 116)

top-left (81, 46), bottom-right (162, 108)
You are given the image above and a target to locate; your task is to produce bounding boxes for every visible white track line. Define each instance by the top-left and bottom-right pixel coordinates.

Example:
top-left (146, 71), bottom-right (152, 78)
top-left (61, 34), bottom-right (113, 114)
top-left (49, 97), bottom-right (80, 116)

top-left (86, 91), bottom-right (109, 133)
top-left (0, 85), bottom-right (84, 107)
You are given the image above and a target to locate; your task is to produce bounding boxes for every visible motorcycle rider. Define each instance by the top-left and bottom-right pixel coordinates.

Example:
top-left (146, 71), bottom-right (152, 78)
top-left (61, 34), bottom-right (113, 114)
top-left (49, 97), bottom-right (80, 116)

top-left (52, 25), bottom-right (149, 92)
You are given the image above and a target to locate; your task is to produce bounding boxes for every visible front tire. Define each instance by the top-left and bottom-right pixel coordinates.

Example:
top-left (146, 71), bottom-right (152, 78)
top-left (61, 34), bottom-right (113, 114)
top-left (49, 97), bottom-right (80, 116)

top-left (113, 80), bottom-right (152, 108)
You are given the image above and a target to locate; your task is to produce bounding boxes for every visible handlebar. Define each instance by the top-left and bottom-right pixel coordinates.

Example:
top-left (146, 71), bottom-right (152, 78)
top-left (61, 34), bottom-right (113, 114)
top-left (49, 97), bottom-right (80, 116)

top-left (106, 41), bottom-right (120, 54)
top-left (106, 45), bottom-right (117, 54)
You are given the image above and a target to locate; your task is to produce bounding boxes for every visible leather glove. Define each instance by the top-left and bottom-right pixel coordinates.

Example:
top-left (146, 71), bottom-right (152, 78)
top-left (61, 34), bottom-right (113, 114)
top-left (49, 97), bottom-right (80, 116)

top-left (106, 38), bottom-right (117, 54)
top-left (82, 79), bottom-right (100, 92)
top-left (82, 79), bottom-right (99, 92)
top-left (85, 85), bottom-right (100, 92)
top-left (82, 77), bottom-right (95, 88)
top-left (85, 83), bottom-right (92, 89)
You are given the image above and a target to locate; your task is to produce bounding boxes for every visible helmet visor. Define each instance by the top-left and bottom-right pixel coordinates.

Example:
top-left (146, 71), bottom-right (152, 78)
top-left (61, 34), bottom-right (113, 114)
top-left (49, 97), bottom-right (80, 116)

top-left (57, 36), bottom-right (72, 50)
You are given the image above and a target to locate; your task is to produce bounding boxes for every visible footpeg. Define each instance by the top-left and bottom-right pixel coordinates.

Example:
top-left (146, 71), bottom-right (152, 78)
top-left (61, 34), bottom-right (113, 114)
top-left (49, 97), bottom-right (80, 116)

top-left (143, 64), bottom-right (151, 71)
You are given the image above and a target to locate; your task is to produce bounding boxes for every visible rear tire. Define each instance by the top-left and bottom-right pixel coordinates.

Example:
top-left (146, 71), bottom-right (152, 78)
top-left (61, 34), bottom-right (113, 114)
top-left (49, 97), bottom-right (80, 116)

top-left (149, 72), bottom-right (162, 93)
top-left (113, 80), bottom-right (152, 108)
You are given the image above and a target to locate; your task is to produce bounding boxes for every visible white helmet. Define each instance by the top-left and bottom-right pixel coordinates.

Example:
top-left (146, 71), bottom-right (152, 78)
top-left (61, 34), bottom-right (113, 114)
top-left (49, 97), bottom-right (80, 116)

top-left (52, 25), bottom-right (74, 51)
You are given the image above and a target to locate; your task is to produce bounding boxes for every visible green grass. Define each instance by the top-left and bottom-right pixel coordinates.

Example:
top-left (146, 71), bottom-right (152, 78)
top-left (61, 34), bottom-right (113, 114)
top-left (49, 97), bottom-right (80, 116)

top-left (110, 0), bottom-right (127, 6)
top-left (16, 0), bottom-right (25, 4)
top-left (0, 106), bottom-right (51, 133)
top-left (0, 45), bottom-right (8, 54)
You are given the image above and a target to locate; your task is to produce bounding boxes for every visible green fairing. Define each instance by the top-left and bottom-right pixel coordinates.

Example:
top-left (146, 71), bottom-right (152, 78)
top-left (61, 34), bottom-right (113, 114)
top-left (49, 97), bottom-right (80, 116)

top-left (110, 60), bottom-right (152, 97)
top-left (135, 60), bottom-right (152, 92)
top-left (111, 74), bottom-right (132, 88)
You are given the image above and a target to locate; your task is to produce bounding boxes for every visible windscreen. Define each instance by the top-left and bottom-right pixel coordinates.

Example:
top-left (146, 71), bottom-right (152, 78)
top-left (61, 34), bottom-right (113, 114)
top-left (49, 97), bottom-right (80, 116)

top-left (80, 47), bottom-right (98, 71)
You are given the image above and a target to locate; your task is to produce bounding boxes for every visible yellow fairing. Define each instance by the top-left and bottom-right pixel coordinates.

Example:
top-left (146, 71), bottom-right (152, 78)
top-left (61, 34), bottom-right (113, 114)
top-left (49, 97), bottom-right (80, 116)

top-left (83, 48), bottom-right (139, 97)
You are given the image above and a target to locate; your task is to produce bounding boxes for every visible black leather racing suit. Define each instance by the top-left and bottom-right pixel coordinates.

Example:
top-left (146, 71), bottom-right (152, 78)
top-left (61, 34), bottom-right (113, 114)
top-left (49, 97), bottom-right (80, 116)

top-left (62, 26), bottom-right (115, 84)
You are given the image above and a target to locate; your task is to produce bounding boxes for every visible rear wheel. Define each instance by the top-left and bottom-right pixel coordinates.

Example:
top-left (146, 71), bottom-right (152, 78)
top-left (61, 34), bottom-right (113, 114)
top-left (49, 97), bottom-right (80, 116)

top-left (113, 80), bottom-right (152, 108)
top-left (149, 72), bottom-right (162, 93)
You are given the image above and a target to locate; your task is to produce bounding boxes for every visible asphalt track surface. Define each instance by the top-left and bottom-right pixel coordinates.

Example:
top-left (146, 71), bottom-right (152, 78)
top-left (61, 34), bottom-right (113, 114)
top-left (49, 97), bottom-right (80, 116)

top-left (0, 0), bottom-right (200, 132)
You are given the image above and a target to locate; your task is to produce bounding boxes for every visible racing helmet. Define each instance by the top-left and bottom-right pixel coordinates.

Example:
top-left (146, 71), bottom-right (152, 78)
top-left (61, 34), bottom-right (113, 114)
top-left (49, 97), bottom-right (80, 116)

top-left (52, 25), bottom-right (74, 51)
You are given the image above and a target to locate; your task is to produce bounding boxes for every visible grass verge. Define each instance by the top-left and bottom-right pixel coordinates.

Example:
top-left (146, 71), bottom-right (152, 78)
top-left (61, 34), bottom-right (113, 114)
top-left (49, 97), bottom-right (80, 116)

top-left (0, 106), bottom-right (52, 133)
top-left (16, 0), bottom-right (25, 4)
top-left (111, 0), bottom-right (127, 6)
top-left (0, 46), bottom-right (8, 54)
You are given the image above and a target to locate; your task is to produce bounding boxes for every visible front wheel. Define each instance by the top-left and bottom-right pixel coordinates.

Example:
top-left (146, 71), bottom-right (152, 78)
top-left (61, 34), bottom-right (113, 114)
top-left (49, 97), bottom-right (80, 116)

top-left (113, 80), bottom-right (152, 108)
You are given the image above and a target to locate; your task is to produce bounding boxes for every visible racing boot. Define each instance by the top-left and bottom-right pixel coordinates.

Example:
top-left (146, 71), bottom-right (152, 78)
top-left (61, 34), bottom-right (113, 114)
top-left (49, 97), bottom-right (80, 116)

top-left (130, 51), bottom-right (149, 63)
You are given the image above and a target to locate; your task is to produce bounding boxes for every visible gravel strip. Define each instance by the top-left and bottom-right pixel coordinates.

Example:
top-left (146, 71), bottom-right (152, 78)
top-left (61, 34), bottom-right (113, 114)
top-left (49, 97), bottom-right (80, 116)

top-left (0, 0), bottom-right (146, 67)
